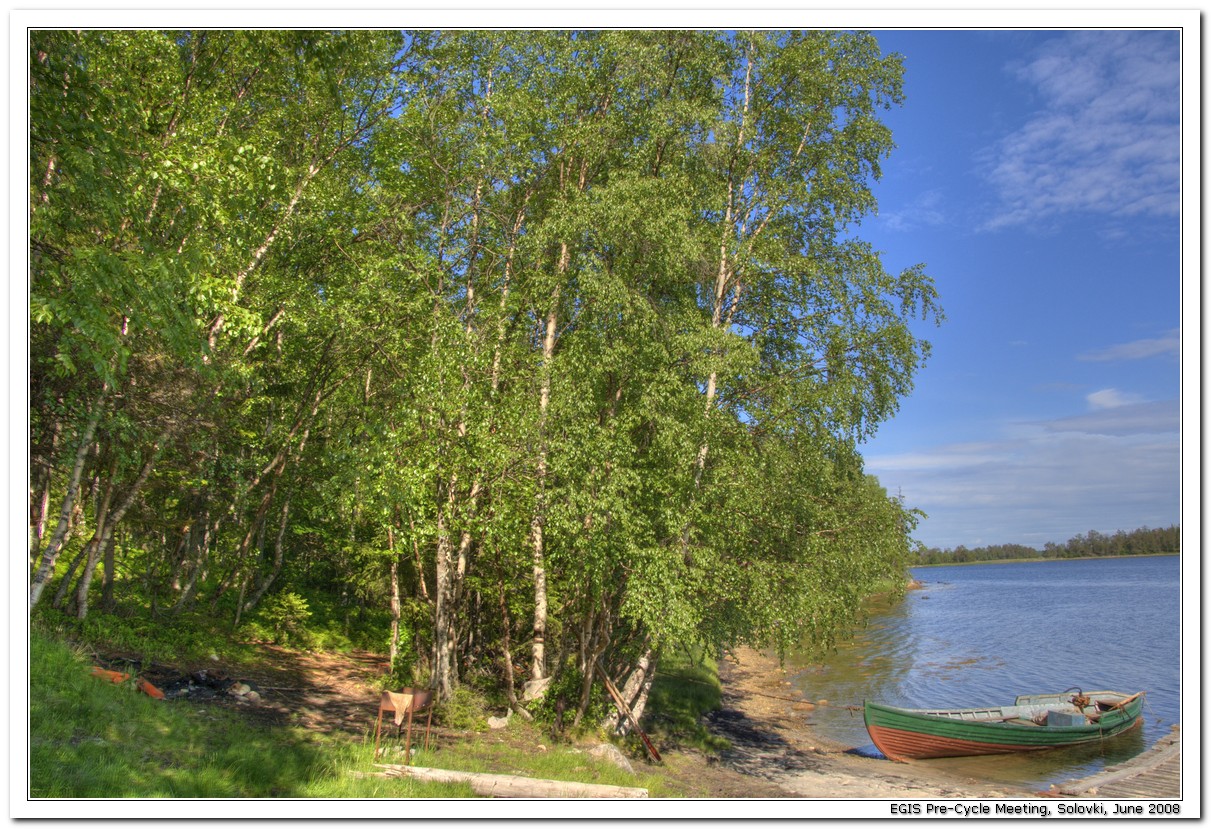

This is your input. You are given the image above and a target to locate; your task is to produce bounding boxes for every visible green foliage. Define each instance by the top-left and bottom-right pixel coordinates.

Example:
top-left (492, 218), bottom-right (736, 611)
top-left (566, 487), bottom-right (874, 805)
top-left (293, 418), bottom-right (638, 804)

top-left (919, 524), bottom-right (1181, 565)
top-left (29, 29), bottom-right (940, 723)
top-left (34, 603), bottom-right (259, 667)
top-left (437, 687), bottom-right (491, 732)
top-left (525, 658), bottom-right (610, 733)
top-left (257, 592), bottom-right (313, 648)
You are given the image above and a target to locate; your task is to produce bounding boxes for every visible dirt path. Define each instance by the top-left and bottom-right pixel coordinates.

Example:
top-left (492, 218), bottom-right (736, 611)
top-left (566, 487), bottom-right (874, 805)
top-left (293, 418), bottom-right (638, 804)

top-left (110, 644), bottom-right (390, 737)
top-left (708, 647), bottom-right (1034, 799)
top-left (224, 646), bottom-right (391, 735)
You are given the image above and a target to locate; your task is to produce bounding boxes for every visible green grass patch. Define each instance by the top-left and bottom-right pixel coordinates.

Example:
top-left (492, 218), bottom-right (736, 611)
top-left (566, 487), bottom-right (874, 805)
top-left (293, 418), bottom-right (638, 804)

top-left (28, 630), bottom-right (471, 798)
top-left (643, 648), bottom-right (730, 753)
top-left (27, 630), bottom-right (683, 798)
top-left (33, 602), bottom-right (268, 669)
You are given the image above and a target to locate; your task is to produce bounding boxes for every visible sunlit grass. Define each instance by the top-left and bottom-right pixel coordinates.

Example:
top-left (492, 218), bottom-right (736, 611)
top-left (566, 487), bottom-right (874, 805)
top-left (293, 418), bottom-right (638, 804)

top-left (28, 630), bottom-right (470, 798)
top-left (28, 630), bottom-right (689, 798)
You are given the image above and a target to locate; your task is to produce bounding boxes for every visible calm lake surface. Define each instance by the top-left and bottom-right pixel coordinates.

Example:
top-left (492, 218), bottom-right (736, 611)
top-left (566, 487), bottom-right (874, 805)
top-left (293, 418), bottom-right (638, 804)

top-left (787, 555), bottom-right (1181, 789)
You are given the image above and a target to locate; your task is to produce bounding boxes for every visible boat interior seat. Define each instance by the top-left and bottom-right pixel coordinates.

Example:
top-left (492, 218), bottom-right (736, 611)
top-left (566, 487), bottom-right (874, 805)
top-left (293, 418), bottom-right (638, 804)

top-left (1005, 717), bottom-right (1040, 726)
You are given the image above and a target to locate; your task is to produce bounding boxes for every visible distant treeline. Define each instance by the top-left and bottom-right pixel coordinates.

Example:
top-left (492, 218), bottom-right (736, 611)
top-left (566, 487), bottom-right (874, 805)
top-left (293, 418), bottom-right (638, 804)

top-left (918, 525), bottom-right (1180, 565)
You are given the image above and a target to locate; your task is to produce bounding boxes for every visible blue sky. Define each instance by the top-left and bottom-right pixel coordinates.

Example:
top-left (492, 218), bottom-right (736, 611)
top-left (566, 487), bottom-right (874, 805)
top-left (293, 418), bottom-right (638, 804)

top-left (856, 29), bottom-right (1185, 551)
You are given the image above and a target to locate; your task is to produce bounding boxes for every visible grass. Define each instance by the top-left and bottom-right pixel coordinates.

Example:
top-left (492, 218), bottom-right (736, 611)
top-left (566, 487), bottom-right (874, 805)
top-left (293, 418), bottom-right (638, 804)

top-left (27, 629), bottom-right (688, 799)
top-left (643, 648), bottom-right (730, 754)
top-left (28, 630), bottom-right (471, 798)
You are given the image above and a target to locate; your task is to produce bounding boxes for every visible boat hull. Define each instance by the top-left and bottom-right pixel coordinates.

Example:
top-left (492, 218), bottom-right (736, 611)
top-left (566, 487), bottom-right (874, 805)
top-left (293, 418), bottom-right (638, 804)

top-left (864, 691), bottom-right (1145, 761)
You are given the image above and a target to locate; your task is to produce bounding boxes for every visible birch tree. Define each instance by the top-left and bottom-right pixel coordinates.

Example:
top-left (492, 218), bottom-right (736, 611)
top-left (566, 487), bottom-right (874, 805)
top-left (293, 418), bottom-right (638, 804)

top-left (29, 30), bottom-right (940, 730)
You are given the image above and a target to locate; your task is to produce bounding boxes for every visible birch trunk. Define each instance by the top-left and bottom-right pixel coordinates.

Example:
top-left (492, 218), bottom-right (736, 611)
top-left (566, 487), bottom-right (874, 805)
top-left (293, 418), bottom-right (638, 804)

top-left (494, 556), bottom-right (532, 720)
top-left (528, 243), bottom-right (566, 682)
top-left (52, 471), bottom-right (111, 611)
top-left (30, 416), bottom-right (61, 568)
top-left (388, 524), bottom-right (402, 668)
top-left (172, 513), bottom-right (217, 612)
top-left (432, 487), bottom-right (458, 700)
top-left (101, 531), bottom-right (117, 611)
top-left (693, 48), bottom-right (754, 484)
top-left (240, 498), bottom-right (291, 614)
top-left (606, 645), bottom-right (656, 735)
top-left (74, 432), bottom-right (165, 619)
top-left (682, 48), bottom-right (756, 564)
top-left (29, 402), bottom-right (103, 610)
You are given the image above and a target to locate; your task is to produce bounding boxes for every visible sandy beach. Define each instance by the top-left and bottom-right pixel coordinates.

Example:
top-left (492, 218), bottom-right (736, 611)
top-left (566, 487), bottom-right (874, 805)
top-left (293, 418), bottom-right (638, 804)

top-left (707, 646), bottom-right (1037, 799)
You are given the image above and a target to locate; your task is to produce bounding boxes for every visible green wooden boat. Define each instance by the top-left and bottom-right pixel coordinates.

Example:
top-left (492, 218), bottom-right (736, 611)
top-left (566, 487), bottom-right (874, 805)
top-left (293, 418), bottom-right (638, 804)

top-left (864, 689), bottom-right (1145, 761)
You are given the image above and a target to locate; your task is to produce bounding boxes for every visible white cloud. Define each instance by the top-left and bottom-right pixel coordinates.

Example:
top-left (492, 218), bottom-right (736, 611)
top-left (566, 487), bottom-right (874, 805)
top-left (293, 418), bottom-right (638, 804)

top-left (1042, 398), bottom-right (1179, 436)
top-left (865, 442), bottom-right (1005, 472)
top-left (980, 31), bottom-right (1179, 231)
top-left (880, 189), bottom-right (947, 233)
top-left (865, 398), bottom-right (1180, 549)
top-left (1085, 388), bottom-right (1141, 410)
top-left (1079, 329), bottom-right (1180, 362)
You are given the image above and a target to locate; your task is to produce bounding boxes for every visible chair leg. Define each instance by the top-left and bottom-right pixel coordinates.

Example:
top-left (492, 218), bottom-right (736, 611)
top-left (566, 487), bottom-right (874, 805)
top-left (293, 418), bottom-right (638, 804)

top-left (373, 707), bottom-right (384, 761)
top-left (423, 708), bottom-right (433, 751)
top-left (404, 708), bottom-right (415, 766)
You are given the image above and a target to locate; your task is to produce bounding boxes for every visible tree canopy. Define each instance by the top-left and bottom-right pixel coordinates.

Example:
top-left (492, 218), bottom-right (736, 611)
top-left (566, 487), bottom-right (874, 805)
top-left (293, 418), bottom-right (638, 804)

top-left (29, 29), bottom-right (940, 727)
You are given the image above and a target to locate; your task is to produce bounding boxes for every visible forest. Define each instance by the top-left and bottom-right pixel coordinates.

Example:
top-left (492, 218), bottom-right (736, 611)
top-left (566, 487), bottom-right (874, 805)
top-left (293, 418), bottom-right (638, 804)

top-left (916, 525), bottom-right (1181, 565)
top-left (28, 30), bottom-right (940, 730)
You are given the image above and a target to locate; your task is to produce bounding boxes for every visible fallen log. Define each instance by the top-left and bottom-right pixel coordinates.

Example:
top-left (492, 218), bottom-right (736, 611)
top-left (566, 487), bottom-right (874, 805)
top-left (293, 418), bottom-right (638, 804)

top-left (370, 764), bottom-right (649, 799)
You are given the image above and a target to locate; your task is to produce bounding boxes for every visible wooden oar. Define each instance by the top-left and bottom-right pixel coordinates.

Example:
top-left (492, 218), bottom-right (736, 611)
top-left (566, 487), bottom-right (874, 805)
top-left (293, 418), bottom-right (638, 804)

top-left (595, 660), bottom-right (662, 763)
top-left (1106, 691), bottom-right (1145, 710)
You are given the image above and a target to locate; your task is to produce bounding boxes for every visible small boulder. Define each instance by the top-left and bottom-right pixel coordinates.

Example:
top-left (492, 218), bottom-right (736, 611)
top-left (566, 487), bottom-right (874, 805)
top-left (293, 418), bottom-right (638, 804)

top-left (589, 743), bottom-right (634, 774)
top-left (487, 711), bottom-right (512, 729)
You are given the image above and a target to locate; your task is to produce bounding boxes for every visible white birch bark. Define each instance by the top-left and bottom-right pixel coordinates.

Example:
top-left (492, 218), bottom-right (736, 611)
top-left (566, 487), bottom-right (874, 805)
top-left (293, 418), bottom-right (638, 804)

top-left (29, 402), bottom-right (103, 610)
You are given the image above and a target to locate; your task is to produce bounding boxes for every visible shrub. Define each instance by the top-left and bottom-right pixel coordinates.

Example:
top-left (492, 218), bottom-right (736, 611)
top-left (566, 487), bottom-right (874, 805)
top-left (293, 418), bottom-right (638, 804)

top-left (258, 592), bottom-right (313, 647)
top-left (438, 686), bottom-right (490, 731)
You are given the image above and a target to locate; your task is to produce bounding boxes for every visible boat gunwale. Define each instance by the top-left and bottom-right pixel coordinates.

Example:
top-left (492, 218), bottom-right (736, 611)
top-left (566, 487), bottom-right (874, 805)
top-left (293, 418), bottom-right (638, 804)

top-left (863, 692), bottom-right (1145, 760)
top-left (868, 691), bottom-right (1140, 731)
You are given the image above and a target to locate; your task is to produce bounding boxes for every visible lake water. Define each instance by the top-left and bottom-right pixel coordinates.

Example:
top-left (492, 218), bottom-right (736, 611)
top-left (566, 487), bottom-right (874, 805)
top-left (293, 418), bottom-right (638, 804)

top-left (786, 555), bottom-right (1181, 789)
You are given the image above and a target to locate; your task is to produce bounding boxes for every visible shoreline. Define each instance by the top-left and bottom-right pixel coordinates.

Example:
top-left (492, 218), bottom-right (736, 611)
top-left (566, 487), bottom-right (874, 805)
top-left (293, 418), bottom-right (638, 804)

top-left (709, 646), bottom-right (1036, 799)
top-left (913, 552), bottom-right (1179, 568)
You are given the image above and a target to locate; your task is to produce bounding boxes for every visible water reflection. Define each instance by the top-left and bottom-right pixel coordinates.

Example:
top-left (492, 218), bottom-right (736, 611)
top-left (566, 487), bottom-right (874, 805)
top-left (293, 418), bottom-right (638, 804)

top-left (784, 557), bottom-right (1180, 788)
top-left (919, 727), bottom-right (1147, 788)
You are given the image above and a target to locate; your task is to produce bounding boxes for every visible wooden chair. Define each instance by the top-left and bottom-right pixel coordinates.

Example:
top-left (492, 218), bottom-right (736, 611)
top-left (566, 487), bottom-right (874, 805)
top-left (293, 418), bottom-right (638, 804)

top-left (373, 688), bottom-right (434, 763)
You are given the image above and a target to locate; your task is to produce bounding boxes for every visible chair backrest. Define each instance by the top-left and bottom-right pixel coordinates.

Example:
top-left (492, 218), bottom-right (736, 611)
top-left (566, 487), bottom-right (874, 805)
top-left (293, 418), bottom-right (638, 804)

top-left (382, 688), bottom-right (433, 714)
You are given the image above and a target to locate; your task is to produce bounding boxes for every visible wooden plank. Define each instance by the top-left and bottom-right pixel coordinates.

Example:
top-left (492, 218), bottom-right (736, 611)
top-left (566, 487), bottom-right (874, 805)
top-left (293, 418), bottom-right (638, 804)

top-left (1056, 725), bottom-right (1180, 798)
top-left (370, 764), bottom-right (650, 799)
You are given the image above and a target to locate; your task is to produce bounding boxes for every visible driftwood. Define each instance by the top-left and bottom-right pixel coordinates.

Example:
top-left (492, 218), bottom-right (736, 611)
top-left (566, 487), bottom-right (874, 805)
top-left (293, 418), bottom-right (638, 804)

top-left (369, 764), bottom-right (649, 799)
